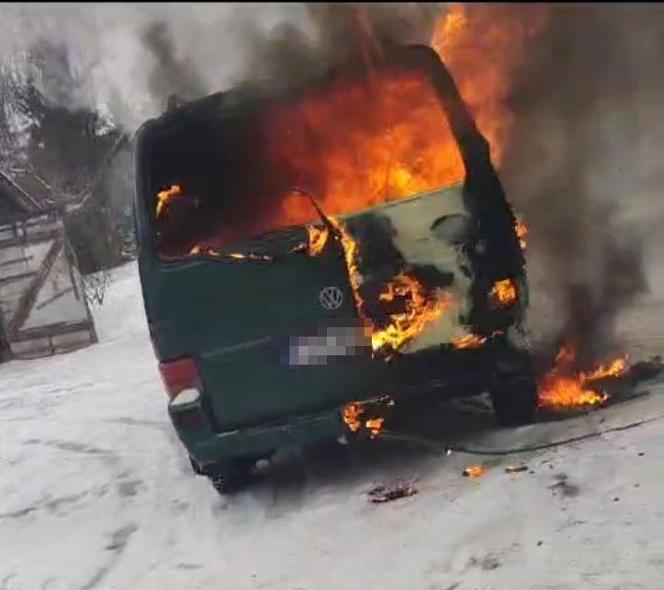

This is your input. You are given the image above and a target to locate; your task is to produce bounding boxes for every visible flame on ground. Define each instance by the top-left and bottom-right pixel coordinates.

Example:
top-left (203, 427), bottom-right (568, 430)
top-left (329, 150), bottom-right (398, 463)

top-left (538, 344), bottom-right (629, 410)
top-left (489, 278), bottom-right (518, 308)
top-left (585, 356), bottom-right (628, 381)
top-left (156, 185), bottom-right (183, 217)
top-left (463, 464), bottom-right (485, 478)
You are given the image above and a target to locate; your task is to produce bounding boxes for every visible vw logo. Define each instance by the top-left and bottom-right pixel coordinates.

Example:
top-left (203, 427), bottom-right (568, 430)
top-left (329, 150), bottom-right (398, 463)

top-left (319, 286), bottom-right (344, 311)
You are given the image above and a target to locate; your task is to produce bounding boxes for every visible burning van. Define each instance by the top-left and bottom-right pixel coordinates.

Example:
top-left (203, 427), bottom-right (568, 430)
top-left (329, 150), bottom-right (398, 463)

top-left (133, 44), bottom-right (537, 493)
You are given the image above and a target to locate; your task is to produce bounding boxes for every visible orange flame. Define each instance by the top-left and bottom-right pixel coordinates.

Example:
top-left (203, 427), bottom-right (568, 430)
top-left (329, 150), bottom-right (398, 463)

top-left (228, 252), bottom-right (273, 262)
top-left (328, 217), bottom-right (362, 299)
top-left (157, 67), bottom-right (466, 254)
top-left (365, 417), bottom-right (385, 438)
top-left (189, 244), bottom-right (272, 262)
top-left (190, 244), bottom-right (219, 256)
top-left (453, 333), bottom-right (487, 350)
top-left (156, 184), bottom-right (182, 217)
top-left (307, 224), bottom-right (330, 256)
top-left (432, 4), bottom-right (550, 164)
top-left (586, 356), bottom-right (628, 381)
top-left (342, 403), bottom-right (386, 438)
top-left (463, 464), bottom-right (485, 478)
top-left (326, 216), bottom-right (452, 355)
top-left (372, 272), bottom-right (452, 354)
top-left (538, 343), bottom-right (629, 410)
top-left (264, 68), bottom-right (465, 234)
top-left (515, 219), bottom-right (528, 250)
top-left (489, 278), bottom-right (517, 308)
top-left (342, 403), bottom-right (363, 433)
top-left (158, 5), bottom-right (549, 257)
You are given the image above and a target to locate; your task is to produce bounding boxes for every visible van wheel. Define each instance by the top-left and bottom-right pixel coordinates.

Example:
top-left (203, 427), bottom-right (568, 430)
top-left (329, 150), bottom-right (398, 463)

top-left (189, 455), bottom-right (204, 475)
top-left (207, 459), bottom-right (255, 495)
top-left (489, 374), bottom-right (538, 427)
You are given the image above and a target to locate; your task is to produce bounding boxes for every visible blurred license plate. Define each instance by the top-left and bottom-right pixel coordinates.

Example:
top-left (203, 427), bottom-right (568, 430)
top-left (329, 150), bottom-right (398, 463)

top-left (285, 325), bottom-right (372, 366)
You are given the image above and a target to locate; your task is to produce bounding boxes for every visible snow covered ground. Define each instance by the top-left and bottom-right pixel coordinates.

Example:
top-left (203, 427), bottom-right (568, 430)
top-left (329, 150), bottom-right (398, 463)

top-left (3, 261), bottom-right (664, 590)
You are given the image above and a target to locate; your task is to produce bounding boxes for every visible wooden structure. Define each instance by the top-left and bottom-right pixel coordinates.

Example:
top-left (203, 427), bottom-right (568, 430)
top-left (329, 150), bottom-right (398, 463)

top-left (0, 171), bottom-right (97, 361)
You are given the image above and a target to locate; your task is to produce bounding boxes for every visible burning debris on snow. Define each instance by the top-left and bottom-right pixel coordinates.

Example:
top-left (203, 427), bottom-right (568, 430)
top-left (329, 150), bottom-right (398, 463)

top-left (537, 343), bottom-right (628, 411)
top-left (367, 481), bottom-right (418, 504)
top-left (463, 464), bottom-right (486, 478)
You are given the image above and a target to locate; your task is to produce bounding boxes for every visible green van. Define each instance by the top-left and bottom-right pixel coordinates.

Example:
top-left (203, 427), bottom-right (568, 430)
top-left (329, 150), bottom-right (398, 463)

top-left (133, 45), bottom-right (537, 493)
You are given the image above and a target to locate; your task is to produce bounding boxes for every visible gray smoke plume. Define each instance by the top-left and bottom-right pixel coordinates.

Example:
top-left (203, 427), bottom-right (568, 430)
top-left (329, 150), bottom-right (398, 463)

top-left (0, 3), bottom-right (441, 129)
top-left (501, 5), bottom-right (663, 368)
top-left (0, 3), bottom-right (310, 128)
top-left (141, 21), bottom-right (206, 106)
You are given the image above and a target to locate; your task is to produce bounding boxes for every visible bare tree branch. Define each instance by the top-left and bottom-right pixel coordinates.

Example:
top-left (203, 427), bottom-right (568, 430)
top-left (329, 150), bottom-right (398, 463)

top-left (67, 134), bottom-right (129, 213)
top-left (26, 161), bottom-right (53, 193)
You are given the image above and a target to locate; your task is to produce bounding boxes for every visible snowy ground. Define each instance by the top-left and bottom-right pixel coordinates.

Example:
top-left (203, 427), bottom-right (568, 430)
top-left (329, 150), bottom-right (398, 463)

top-left (3, 261), bottom-right (664, 590)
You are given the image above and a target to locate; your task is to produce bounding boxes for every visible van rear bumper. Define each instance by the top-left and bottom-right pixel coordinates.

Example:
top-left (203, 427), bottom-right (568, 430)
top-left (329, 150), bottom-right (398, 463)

top-left (170, 338), bottom-right (532, 468)
top-left (171, 400), bottom-right (350, 467)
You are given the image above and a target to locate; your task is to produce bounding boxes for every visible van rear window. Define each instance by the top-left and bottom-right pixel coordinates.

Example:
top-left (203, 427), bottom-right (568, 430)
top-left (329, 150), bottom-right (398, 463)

top-left (148, 67), bottom-right (463, 260)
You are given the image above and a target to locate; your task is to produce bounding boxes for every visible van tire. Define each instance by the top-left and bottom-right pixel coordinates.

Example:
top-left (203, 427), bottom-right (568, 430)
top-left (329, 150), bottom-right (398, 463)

top-left (489, 374), bottom-right (538, 427)
top-left (207, 459), bottom-right (254, 494)
top-left (189, 455), bottom-right (204, 475)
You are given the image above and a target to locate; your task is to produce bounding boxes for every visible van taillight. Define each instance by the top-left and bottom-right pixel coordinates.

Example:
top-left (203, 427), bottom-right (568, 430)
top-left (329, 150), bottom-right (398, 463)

top-left (158, 357), bottom-right (199, 399)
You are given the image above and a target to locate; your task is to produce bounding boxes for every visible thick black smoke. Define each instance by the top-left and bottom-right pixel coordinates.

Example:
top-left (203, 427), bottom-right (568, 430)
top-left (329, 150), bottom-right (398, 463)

top-left (235, 3), bottom-right (443, 90)
top-left (141, 22), bottom-right (206, 109)
top-left (501, 5), bottom-right (662, 369)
